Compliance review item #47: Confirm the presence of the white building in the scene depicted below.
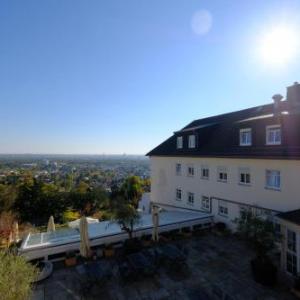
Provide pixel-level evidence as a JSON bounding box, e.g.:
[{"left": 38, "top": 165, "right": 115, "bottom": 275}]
[{"left": 147, "top": 82, "right": 300, "bottom": 276}]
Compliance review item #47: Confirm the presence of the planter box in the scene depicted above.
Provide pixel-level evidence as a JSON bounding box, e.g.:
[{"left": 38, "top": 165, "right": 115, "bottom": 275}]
[
  {"left": 142, "top": 240, "right": 152, "bottom": 247},
  {"left": 251, "top": 258, "right": 277, "bottom": 286},
  {"left": 65, "top": 257, "right": 77, "bottom": 267},
  {"left": 182, "top": 232, "right": 192, "bottom": 238},
  {"left": 104, "top": 248, "right": 115, "bottom": 258},
  {"left": 291, "top": 288, "right": 300, "bottom": 299}
]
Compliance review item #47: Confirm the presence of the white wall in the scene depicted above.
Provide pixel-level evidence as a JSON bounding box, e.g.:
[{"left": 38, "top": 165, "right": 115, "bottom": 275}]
[
  {"left": 138, "top": 192, "right": 151, "bottom": 214},
  {"left": 150, "top": 156, "right": 300, "bottom": 226}
]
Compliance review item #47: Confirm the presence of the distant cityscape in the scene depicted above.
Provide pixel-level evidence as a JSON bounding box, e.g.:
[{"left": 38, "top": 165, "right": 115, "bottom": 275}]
[{"left": 0, "top": 154, "right": 150, "bottom": 192}]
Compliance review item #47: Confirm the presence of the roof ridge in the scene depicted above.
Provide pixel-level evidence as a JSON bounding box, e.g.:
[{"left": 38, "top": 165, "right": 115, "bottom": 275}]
[{"left": 182, "top": 102, "right": 276, "bottom": 130}]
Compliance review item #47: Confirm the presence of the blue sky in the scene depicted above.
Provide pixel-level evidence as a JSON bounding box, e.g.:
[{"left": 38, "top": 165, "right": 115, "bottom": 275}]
[{"left": 1, "top": 0, "right": 300, "bottom": 154}]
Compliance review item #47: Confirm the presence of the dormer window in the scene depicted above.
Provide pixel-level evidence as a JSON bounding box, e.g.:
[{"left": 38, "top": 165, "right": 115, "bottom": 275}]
[
  {"left": 266, "top": 125, "right": 281, "bottom": 145},
  {"left": 177, "top": 136, "right": 183, "bottom": 149},
  {"left": 188, "top": 135, "right": 195, "bottom": 148},
  {"left": 240, "top": 128, "right": 252, "bottom": 146}
]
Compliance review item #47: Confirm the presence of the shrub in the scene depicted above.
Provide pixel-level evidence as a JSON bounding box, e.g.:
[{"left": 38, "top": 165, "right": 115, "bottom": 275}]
[
  {"left": 215, "top": 222, "right": 226, "bottom": 232},
  {"left": 251, "top": 256, "right": 277, "bottom": 286},
  {"left": 0, "top": 251, "right": 37, "bottom": 300},
  {"left": 294, "top": 276, "right": 300, "bottom": 291},
  {"left": 235, "top": 210, "right": 277, "bottom": 257},
  {"left": 62, "top": 210, "right": 80, "bottom": 223}
]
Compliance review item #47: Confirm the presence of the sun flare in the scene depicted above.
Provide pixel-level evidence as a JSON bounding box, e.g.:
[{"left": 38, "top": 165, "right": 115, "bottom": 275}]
[{"left": 258, "top": 25, "right": 298, "bottom": 67}]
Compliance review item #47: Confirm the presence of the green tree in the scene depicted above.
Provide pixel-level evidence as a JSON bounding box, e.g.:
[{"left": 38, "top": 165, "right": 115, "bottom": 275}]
[
  {"left": 14, "top": 179, "right": 67, "bottom": 225},
  {"left": 0, "top": 184, "right": 17, "bottom": 213},
  {"left": 69, "top": 187, "right": 109, "bottom": 216},
  {"left": 142, "top": 178, "right": 151, "bottom": 192},
  {"left": 113, "top": 198, "right": 140, "bottom": 239},
  {"left": 120, "top": 176, "right": 143, "bottom": 208},
  {"left": 76, "top": 181, "right": 89, "bottom": 194},
  {"left": 235, "top": 210, "right": 278, "bottom": 258},
  {"left": 0, "top": 250, "right": 37, "bottom": 300}
]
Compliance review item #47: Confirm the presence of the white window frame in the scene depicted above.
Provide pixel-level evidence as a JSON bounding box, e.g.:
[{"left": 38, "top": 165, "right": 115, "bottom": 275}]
[
  {"left": 239, "top": 167, "right": 251, "bottom": 185},
  {"left": 187, "top": 165, "right": 195, "bottom": 177},
  {"left": 201, "top": 166, "right": 209, "bottom": 180},
  {"left": 287, "top": 229, "right": 297, "bottom": 253},
  {"left": 188, "top": 135, "right": 196, "bottom": 148},
  {"left": 176, "top": 163, "right": 182, "bottom": 176},
  {"left": 187, "top": 192, "right": 194, "bottom": 206},
  {"left": 239, "top": 128, "right": 252, "bottom": 146},
  {"left": 266, "top": 125, "right": 281, "bottom": 145},
  {"left": 176, "top": 188, "right": 182, "bottom": 201},
  {"left": 286, "top": 252, "right": 297, "bottom": 276},
  {"left": 265, "top": 169, "right": 281, "bottom": 190},
  {"left": 201, "top": 195, "right": 210, "bottom": 211},
  {"left": 217, "top": 167, "right": 228, "bottom": 183},
  {"left": 177, "top": 136, "right": 183, "bottom": 149},
  {"left": 286, "top": 228, "right": 297, "bottom": 275},
  {"left": 218, "top": 200, "right": 228, "bottom": 217}
]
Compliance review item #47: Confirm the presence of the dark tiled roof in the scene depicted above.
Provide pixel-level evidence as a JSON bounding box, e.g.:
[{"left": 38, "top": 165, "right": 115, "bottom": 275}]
[
  {"left": 146, "top": 100, "right": 300, "bottom": 159},
  {"left": 277, "top": 209, "right": 300, "bottom": 226}
]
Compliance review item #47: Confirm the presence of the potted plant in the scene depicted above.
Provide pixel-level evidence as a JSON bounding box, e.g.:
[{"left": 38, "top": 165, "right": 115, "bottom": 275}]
[
  {"left": 124, "top": 238, "right": 141, "bottom": 254},
  {"left": 141, "top": 234, "right": 152, "bottom": 247},
  {"left": 182, "top": 227, "right": 192, "bottom": 238},
  {"left": 291, "top": 276, "right": 300, "bottom": 298},
  {"left": 104, "top": 244, "right": 115, "bottom": 258},
  {"left": 159, "top": 231, "right": 172, "bottom": 243},
  {"left": 235, "top": 210, "right": 279, "bottom": 286},
  {"left": 65, "top": 251, "right": 77, "bottom": 267},
  {"left": 251, "top": 255, "right": 277, "bottom": 286}
]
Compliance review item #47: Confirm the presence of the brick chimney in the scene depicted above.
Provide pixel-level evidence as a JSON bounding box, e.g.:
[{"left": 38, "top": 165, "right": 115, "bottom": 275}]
[
  {"left": 272, "top": 94, "right": 283, "bottom": 116},
  {"left": 287, "top": 82, "right": 300, "bottom": 107}
]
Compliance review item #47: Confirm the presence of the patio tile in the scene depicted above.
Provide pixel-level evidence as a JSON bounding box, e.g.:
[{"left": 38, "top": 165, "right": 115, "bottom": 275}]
[
  {"left": 31, "top": 288, "right": 45, "bottom": 300},
  {"left": 31, "top": 235, "right": 296, "bottom": 300}
]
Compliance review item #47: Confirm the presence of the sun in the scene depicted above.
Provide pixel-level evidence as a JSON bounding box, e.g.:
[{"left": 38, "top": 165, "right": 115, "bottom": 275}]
[{"left": 258, "top": 25, "right": 298, "bottom": 67}]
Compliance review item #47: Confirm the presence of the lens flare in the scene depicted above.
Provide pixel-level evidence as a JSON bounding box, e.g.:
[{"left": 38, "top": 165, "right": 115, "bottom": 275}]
[{"left": 258, "top": 25, "right": 299, "bottom": 67}]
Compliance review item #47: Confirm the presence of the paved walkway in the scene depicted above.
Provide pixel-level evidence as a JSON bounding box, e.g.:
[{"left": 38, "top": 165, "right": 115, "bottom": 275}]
[{"left": 32, "top": 233, "right": 296, "bottom": 300}]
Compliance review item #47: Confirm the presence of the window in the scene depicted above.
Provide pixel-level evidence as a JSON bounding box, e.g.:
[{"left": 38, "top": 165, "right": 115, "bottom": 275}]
[
  {"left": 218, "top": 200, "right": 228, "bottom": 216},
  {"left": 201, "top": 166, "right": 209, "bottom": 179},
  {"left": 187, "top": 192, "right": 194, "bottom": 205},
  {"left": 218, "top": 167, "right": 228, "bottom": 182},
  {"left": 287, "top": 253, "right": 297, "bottom": 275},
  {"left": 240, "top": 128, "right": 252, "bottom": 146},
  {"left": 239, "top": 168, "right": 251, "bottom": 185},
  {"left": 201, "top": 196, "right": 210, "bottom": 211},
  {"left": 266, "top": 125, "right": 281, "bottom": 145},
  {"left": 274, "top": 223, "right": 281, "bottom": 240},
  {"left": 187, "top": 165, "right": 195, "bottom": 177},
  {"left": 287, "top": 229, "right": 296, "bottom": 253},
  {"left": 176, "top": 188, "right": 182, "bottom": 201},
  {"left": 266, "top": 170, "right": 281, "bottom": 190},
  {"left": 188, "top": 135, "right": 196, "bottom": 148},
  {"left": 177, "top": 136, "right": 183, "bottom": 149},
  {"left": 176, "top": 163, "right": 182, "bottom": 176}
]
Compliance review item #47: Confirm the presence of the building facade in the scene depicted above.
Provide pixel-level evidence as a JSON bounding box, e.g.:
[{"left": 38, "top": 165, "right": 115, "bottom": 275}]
[{"left": 147, "top": 82, "right": 300, "bottom": 276}]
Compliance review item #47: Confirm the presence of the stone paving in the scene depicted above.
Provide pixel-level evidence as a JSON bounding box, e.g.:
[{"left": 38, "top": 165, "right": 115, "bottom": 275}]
[{"left": 31, "top": 233, "right": 296, "bottom": 300}]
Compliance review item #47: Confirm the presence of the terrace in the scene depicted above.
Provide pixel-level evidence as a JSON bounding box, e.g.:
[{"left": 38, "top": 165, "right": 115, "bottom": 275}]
[
  {"left": 31, "top": 233, "right": 295, "bottom": 300},
  {"left": 20, "top": 211, "right": 213, "bottom": 261}
]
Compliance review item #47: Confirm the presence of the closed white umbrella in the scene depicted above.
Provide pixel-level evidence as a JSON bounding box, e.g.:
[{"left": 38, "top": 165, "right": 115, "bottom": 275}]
[
  {"left": 68, "top": 217, "right": 99, "bottom": 229},
  {"left": 8, "top": 231, "right": 13, "bottom": 247},
  {"left": 152, "top": 206, "right": 160, "bottom": 242},
  {"left": 12, "top": 221, "right": 19, "bottom": 243},
  {"left": 79, "top": 216, "right": 90, "bottom": 258},
  {"left": 47, "top": 216, "right": 56, "bottom": 232}
]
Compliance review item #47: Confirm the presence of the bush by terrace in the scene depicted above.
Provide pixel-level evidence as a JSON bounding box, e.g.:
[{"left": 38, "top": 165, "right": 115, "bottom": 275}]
[{"left": 0, "top": 250, "right": 37, "bottom": 300}]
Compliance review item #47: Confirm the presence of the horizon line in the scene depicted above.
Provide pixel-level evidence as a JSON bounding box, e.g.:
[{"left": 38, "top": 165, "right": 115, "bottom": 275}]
[{"left": 0, "top": 153, "right": 147, "bottom": 156}]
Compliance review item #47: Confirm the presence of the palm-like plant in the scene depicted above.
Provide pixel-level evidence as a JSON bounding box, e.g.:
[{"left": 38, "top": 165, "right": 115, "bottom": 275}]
[{"left": 121, "top": 176, "right": 143, "bottom": 208}]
